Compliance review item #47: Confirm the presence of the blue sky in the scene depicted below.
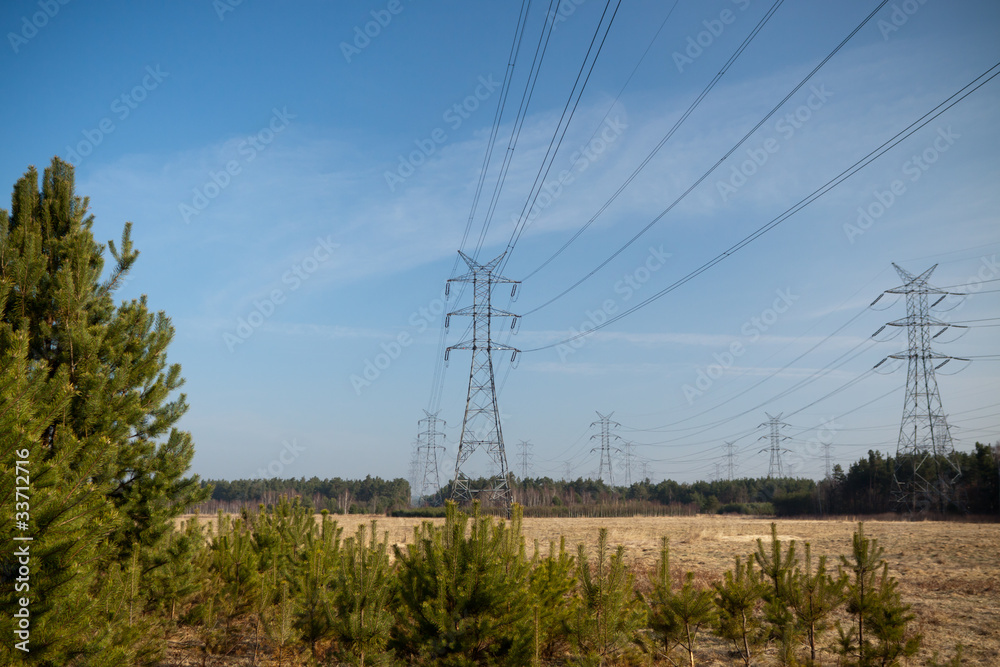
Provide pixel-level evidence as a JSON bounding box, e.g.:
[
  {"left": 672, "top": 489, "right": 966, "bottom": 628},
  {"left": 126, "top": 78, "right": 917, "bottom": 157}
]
[{"left": 2, "top": 0, "right": 998, "bottom": 487}]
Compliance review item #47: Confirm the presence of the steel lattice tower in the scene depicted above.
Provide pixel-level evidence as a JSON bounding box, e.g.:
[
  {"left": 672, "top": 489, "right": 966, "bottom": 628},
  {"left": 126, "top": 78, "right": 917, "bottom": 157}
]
[
  {"left": 415, "top": 410, "right": 446, "bottom": 505},
  {"left": 445, "top": 251, "right": 520, "bottom": 515},
  {"left": 619, "top": 441, "right": 637, "bottom": 487},
  {"left": 874, "top": 263, "right": 965, "bottom": 512},
  {"left": 517, "top": 440, "right": 533, "bottom": 480},
  {"left": 725, "top": 441, "right": 737, "bottom": 481},
  {"left": 759, "top": 413, "right": 790, "bottom": 478},
  {"left": 407, "top": 445, "right": 420, "bottom": 502},
  {"left": 590, "top": 411, "right": 622, "bottom": 485}
]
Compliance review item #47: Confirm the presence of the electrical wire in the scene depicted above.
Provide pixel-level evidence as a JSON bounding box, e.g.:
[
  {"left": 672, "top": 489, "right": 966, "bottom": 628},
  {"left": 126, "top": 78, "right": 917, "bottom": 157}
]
[
  {"left": 520, "top": 60, "right": 1000, "bottom": 351},
  {"left": 519, "top": 0, "right": 788, "bottom": 284},
  {"left": 500, "top": 0, "right": 623, "bottom": 270},
  {"left": 521, "top": 0, "right": 888, "bottom": 315},
  {"left": 471, "top": 0, "right": 561, "bottom": 261}
]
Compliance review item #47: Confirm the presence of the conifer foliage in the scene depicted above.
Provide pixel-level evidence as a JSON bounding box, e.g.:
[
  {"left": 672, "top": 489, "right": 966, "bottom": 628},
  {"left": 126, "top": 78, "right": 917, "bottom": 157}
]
[
  {"left": 1, "top": 158, "right": 207, "bottom": 664},
  {"left": 391, "top": 502, "right": 534, "bottom": 666},
  {"left": 645, "top": 537, "right": 716, "bottom": 667},
  {"left": 836, "top": 523, "right": 921, "bottom": 667}
]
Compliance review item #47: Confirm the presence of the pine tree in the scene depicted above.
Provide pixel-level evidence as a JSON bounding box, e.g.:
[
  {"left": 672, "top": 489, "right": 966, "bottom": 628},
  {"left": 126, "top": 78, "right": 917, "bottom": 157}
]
[
  {"left": 866, "top": 562, "right": 921, "bottom": 666},
  {"left": 0, "top": 158, "right": 209, "bottom": 662},
  {"left": 0, "top": 327, "right": 122, "bottom": 665},
  {"left": 789, "top": 542, "right": 846, "bottom": 665},
  {"left": 571, "top": 527, "right": 645, "bottom": 662},
  {"left": 836, "top": 523, "right": 920, "bottom": 666},
  {"left": 713, "top": 555, "right": 768, "bottom": 667},
  {"left": 754, "top": 523, "right": 799, "bottom": 664},
  {"left": 146, "top": 514, "right": 207, "bottom": 630},
  {"left": 331, "top": 520, "right": 394, "bottom": 666},
  {"left": 209, "top": 515, "right": 263, "bottom": 650},
  {"left": 391, "top": 501, "right": 534, "bottom": 665},
  {"left": 645, "top": 537, "right": 716, "bottom": 667},
  {"left": 261, "top": 576, "right": 300, "bottom": 667},
  {"left": 527, "top": 536, "right": 578, "bottom": 662},
  {"left": 292, "top": 509, "right": 341, "bottom": 660}
]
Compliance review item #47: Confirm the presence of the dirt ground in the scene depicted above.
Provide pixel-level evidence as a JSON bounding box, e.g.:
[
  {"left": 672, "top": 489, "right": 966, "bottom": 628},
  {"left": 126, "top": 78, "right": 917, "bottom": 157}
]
[{"left": 171, "top": 513, "right": 1000, "bottom": 665}]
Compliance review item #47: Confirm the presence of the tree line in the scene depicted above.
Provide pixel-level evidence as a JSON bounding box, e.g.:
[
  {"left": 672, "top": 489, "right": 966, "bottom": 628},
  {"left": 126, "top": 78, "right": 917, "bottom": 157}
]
[
  {"left": 415, "top": 444, "right": 999, "bottom": 517},
  {"left": 199, "top": 476, "right": 412, "bottom": 515}
]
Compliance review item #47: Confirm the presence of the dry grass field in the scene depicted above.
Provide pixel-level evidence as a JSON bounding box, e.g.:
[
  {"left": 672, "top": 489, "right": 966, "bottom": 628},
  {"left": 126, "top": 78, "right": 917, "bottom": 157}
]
[{"left": 170, "top": 513, "right": 1000, "bottom": 665}]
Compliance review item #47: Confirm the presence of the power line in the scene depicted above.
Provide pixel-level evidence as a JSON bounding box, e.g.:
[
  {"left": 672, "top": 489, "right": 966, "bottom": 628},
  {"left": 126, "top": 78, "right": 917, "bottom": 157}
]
[
  {"left": 520, "top": 60, "right": 1000, "bottom": 352},
  {"left": 427, "top": 1, "right": 532, "bottom": 413},
  {"left": 521, "top": 0, "right": 885, "bottom": 314},
  {"left": 471, "top": 0, "right": 561, "bottom": 261},
  {"left": 500, "top": 0, "right": 623, "bottom": 270},
  {"left": 520, "top": 0, "right": 786, "bottom": 284}
]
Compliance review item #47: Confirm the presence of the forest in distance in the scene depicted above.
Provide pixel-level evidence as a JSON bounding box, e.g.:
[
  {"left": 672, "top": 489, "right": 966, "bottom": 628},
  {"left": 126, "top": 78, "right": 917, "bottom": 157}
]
[{"left": 198, "top": 442, "right": 1000, "bottom": 518}]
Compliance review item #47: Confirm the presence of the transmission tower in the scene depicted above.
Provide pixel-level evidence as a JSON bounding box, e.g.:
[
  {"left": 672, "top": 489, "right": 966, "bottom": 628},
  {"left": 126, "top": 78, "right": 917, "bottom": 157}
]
[
  {"left": 619, "top": 441, "right": 637, "bottom": 486},
  {"left": 873, "top": 263, "right": 966, "bottom": 512},
  {"left": 759, "top": 413, "right": 791, "bottom": 478},
  {"left": 725, "top": 441, "right": 737, "bottom": 480},
  {"left": 407, "top": 444, "right": 420, "bottom": 502},
  {"left": 415, "top": 410, "right": 447, "bottom": 505},
  {"left": 823, "top": 442, "right": 833, "bottom": 479},
  {"left": 590, "top": 411, "right": 622, "bottom": 485},
  {"left": 640, "top": 461, "right": 653, "bottom": 483},
  {"left": 517, "top": 440, "right": 533, "bottom": 480},
  {"left": 444, "top": 251, "right": 520, "bottom": 516}
]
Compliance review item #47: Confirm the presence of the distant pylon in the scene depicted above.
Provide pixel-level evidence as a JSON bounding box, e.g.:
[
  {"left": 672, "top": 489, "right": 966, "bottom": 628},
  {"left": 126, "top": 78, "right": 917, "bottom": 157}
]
[
  {"left": 759, "top": 413, "right": 790, "bottom": 478},
  {"left": 823, "top": 442, "right": 833, "bottom": 479},
  {"left": 517, "top": 440, "right": 533, "bottom": 480},
  {"left": 407, "top": 445, "right": 420, "bottom": 502},
  {"left": 590, "top": 411, "right": 622, "bottom": 485},
  {"left": 415, "top": 410, "right": 446, "bottom": 505},
  {"left": 445, "top": 251, "right": 520, "bottom": 516},
  {"left": 873, "top": 263, "right": 966, "bottom": 513},
  {"left": 725, "top": 441, "right": 737, "bottom": 480},
  {"left": 619, "top": 441, "right": 637, "bottom": 486}
]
